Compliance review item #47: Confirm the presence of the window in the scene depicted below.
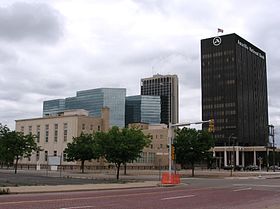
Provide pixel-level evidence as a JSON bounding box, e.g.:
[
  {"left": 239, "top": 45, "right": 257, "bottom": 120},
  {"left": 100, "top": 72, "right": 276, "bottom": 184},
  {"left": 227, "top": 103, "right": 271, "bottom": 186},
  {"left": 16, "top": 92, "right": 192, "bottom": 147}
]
[
  {"left": 36, "top": 125, "right": 40, "bottom": 143},
  {"left": 36, "top": 151, "right": 40, "bottom": 161},
  {"left": 28, "top": 126, "right": 32, "bottom": 134},
  {"left": 63, "top": 123, "right": 68, "bottom": 142},
  {"left": 98, "top": 125, "right": 101, "bottom": 131},
  {"left": 54, "top": 124, "right": 58, "bottom": 142},
  {"left": 147, "top": 152, "right": 155, "bottom": 163},
  {"left": 64, "top": 130, "right": 67, "bottom": 141},
  {"left": 54, "top": 150, "right": 57, "bottom": 156},
  {"left": 45, "top": 151, "right": 48, "bottom": 161},
  {"left": 90, "top": 124, "right": 93, "bottom": 130},
  {"left": 82, "top": 124, "right": 85, "bottom": 130},
  {"left": 45, "top": 124, "right": 49, "bottom": 142},
  {"left": 20, "top": 126, "right": 24, "bottom": 133}
]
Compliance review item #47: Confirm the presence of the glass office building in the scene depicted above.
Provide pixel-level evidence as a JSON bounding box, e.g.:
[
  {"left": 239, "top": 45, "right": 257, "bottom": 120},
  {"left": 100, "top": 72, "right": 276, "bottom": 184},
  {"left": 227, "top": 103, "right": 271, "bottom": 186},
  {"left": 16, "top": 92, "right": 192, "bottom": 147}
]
[
  {"left": 141, "top": 74, "right": 179, "bottom": 125},
  {"left": 43, "top": 99, "right": 65, "bottom": 116},
  {"left": 43, "top": 88, "right": 126, "bottom": 128},
  {"left": 125, "top": 95, "right": 161, "bottom": 126},
  {"left": 201, "top": 33, "right": 268, "bottom": 146}
]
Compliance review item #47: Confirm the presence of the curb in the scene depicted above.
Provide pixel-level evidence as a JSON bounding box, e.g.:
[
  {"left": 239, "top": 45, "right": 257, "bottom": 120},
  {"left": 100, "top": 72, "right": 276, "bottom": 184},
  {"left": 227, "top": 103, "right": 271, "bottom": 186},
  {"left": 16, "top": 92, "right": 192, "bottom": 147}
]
[{"left": 7, "top": 181, "right": 159, "bottom": 194}]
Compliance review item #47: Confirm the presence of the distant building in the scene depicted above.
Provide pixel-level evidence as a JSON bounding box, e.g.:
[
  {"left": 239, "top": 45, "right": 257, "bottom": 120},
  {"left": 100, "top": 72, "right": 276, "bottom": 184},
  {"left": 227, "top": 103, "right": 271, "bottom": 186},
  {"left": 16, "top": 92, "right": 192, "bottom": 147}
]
[
  {"left": 43, "top": 88, "right": 126, "bottom": 128},
  {"left": 43, "top": 99, "right": 65, "bottom": 116},
  {"left": 141, "top": 74, "right": 179, "bottom": 125},
  {"left": 125, "top": 95, "right": 161, "bottom": 126},
  {"left": 15, "top": 114, "right": 170, "bottom": 168},
  {"left": 201, "top": 33, "right": 268, "bottom": 146},
  {"left": 128, "top": 123, "right": 169, "bottom": 167},
  {"left": 15, "top": 108, "right": 110, "bottom": 165}
]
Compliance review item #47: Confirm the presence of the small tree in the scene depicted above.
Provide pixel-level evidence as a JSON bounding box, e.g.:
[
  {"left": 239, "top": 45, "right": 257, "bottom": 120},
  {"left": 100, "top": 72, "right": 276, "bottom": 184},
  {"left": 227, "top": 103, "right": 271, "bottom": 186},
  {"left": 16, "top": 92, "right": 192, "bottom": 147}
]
[
  {"left": 121, "top": 127, "right": 151, "bottom": 175},
  {"left": 95, "top": 126, "right": 150, "bottom": 180},
  {"left": 0, "top": 130, "right": 40, "bottom": 174},
  {"left": 64, "top": 133, "right": 99, "bottom": 173},
  {"left": 0, "top": 124, "right": 12, "bottom": 167},
  {"left": 174, "top": 128, "right": 215, "bottom": 177}
]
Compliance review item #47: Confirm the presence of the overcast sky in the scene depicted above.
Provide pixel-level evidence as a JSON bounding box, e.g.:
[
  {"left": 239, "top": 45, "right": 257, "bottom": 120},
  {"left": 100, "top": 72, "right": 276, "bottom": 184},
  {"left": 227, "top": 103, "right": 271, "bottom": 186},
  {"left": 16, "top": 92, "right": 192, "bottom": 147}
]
[{"left": 1, "top": 0, "right": 280, "bottom": 142}]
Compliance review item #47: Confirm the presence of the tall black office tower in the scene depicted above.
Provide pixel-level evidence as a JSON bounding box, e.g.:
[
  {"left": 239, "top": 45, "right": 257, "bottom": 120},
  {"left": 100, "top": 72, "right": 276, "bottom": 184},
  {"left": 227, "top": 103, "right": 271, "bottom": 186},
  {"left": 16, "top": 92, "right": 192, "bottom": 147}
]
[
  {"left": 201, "top": 33, "right": 268, "bottom": 146},
  {"left": 141, "top": 74, "right": 179, "bottom": 125}
]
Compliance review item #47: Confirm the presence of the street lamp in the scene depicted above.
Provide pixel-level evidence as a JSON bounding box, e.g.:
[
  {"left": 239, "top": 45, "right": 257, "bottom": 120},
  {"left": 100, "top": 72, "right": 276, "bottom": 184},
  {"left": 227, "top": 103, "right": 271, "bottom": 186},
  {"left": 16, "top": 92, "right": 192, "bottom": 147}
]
[
  {"left": 228, "top": 133, "right": 237, "bottom": 177},
  {"left": 268, "top": 125, "right": 275, "bottom": 172}
]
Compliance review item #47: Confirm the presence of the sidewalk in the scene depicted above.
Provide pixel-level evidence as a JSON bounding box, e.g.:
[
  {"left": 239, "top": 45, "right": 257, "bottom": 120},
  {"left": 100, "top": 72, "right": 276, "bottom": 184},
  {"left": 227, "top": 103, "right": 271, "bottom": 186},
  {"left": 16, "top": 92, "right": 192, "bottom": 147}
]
[{"left": 7, "top": 181, "right": 159, "bottom": 194}]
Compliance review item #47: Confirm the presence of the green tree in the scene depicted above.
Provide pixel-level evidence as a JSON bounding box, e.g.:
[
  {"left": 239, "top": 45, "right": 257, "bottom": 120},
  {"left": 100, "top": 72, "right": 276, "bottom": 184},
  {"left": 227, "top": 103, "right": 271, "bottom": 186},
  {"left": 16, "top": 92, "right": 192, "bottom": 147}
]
[
  {"left": 0, "top": 124, "right": 12, "bottom": 166},
  {"left": 174, "top": 128, "right": 215, "bottom": 177},
  {"left": 95, "top": 126, "right": 151, "bottom": 180},
  {"left": 64, "top": 133, "right": 99, "bottom": 173},
  {"left": 0, "top": 128, "right": 41, "bottom": 174}
]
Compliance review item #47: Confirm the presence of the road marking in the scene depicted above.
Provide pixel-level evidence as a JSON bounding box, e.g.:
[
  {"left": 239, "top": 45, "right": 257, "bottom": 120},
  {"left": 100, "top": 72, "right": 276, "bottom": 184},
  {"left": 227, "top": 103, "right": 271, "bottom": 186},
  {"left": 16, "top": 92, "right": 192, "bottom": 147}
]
[
  {"left": 161, "top": 195, "right": 195, "bottom": 200},
  {"left": 233, "top": 184, "right": 280, "bottom": 188},
  {"left": 0, "top": 187, "right": 212, "bottom": 206},
  {"left": 233, "top": 187, "right": 252, "bottom": 192},
  {"left": 60, "top": 206, "right": 95, "bottom": 209}
]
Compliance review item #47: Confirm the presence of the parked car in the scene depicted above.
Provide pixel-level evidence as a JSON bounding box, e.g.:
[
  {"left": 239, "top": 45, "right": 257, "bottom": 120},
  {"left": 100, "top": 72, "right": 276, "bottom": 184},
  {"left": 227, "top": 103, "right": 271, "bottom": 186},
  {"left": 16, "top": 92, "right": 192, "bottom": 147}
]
[
  {"left": 234, "top": 165, "right": 244, "bottom": 171},
  {"left": 269, "top": 165, "right": 280, "bottom": 170},
  {"left": 245, "top": 165, "right": 259, "bottom": 171},
  {"left": 223, "top": 165, "right": 234, "bottom": 170}
]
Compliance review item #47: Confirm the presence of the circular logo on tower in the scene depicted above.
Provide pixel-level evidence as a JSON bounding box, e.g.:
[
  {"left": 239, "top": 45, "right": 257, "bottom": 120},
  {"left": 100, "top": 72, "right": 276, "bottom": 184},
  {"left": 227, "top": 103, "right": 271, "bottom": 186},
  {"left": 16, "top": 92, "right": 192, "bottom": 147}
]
[{"left": 213, "top": 36, "right": 222, "bottom": 46}]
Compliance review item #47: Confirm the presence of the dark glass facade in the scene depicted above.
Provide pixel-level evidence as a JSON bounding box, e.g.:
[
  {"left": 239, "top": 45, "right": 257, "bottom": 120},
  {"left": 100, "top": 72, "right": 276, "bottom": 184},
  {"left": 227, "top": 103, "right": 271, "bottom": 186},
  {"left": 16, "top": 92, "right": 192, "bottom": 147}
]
[
  {"left": 141, "top": 74, "right": 179, "bottom": 125},
  {"left": 201, "top": 33, "right": 268, "bottom": 146},
  {"left": 125, "top": 95, "right": 161, "bottom": 126}
]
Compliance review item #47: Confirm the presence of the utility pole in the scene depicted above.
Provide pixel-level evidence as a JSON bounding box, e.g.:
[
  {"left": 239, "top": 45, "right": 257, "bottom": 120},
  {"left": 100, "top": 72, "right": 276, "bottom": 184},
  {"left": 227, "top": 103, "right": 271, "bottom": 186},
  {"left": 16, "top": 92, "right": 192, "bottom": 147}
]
[
  {"left": 272, "top": 126, "right": 275, "bottom": 172},
  {"left": 228, "top": 133, "right": 234, "bottom": 177}
]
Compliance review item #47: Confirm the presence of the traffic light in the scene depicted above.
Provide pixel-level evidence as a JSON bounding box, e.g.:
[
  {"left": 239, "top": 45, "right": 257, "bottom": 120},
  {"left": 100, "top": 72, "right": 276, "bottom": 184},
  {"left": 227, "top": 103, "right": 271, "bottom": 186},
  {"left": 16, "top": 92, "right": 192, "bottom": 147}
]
[
  {"left": 171, "top": 144, "right": 175, "bottom": 160},
  {"left": 208, "top": 119, "right": 215, "bottom": 133}
]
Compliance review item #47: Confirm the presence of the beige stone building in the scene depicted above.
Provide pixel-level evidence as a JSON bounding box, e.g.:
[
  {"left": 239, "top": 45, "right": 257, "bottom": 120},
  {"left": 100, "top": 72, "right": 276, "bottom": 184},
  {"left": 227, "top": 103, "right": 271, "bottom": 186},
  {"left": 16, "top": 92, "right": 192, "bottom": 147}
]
[
  {"left": 15, "top": 112, "right": 170, "bottom": 168},
  {"left": 15, "top": 108, "right": 110, "bottom": 166},
  {"left": 128, "top": 123, "right": 169, "bottom": 168}
]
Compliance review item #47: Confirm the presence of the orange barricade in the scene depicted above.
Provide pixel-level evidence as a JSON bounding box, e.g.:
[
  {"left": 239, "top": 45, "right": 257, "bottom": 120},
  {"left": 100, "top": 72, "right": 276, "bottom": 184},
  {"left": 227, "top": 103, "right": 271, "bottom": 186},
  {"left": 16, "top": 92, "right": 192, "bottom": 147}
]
[{"left": 161, "top": 172, "right": 181, "bottom": 184}]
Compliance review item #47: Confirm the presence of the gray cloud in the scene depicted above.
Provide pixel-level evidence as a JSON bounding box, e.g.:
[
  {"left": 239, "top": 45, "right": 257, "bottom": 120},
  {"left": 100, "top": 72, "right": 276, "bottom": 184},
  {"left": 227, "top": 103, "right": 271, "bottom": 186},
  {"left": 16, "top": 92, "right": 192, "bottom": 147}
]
[
  {"left": 0, "top": 2, "right": 64, "bottom": 43},
  {"left": 0, "top": 48, "right": 18, "bottom": 63},
  {"left": 0, "top": 0, "right": 280, "bottom": 133}
]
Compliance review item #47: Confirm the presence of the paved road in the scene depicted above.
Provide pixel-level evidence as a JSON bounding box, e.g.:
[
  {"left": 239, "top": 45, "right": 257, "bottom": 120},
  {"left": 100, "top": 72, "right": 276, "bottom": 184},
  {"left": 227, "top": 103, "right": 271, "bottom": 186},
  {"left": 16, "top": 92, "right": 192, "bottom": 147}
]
[
  {"left": 183, "top": 177, "right": 280, "bottom": 192},
  {"left": 1, "top": 178, "right": 280, "bottom": 209}
]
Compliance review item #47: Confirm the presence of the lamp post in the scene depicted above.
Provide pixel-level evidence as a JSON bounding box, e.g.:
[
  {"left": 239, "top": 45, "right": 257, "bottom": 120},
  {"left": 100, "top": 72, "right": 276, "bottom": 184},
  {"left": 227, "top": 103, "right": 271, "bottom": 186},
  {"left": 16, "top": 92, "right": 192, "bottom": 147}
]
[
  {"left": 229, "top": 134, "right": 234, "bottom": 177},
  {"left": 228, "top": 133, "right": 237, "bottom": 177},
  {"left": 268, "top": 125, "right": 275, "bottom": 172}
]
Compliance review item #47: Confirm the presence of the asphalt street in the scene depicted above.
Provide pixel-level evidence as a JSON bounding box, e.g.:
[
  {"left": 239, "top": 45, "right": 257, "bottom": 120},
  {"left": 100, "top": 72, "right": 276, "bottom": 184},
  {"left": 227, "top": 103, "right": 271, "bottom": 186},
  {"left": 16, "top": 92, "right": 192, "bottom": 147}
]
[{"left": 1, "top": 178, "right": 280, "bottom": 209}]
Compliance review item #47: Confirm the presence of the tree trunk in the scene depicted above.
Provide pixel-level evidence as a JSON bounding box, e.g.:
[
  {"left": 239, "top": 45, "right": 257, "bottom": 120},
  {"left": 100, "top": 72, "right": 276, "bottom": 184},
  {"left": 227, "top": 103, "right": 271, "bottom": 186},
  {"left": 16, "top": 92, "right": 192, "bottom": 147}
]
[
  {"left": 14, "top": 157, "right": 19, "bottom": 174},
  {"left": 124, "top": 163, "right": 127, "bottom": 175},
  {"left": 116, "top": 163, "right": 121, "bottom": 180},
  {"left": 81, "top": 160, "right": 85, "bottom": 173},
  {"left": 191, "top": 162, "right": 195, "bottom": 177}
]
